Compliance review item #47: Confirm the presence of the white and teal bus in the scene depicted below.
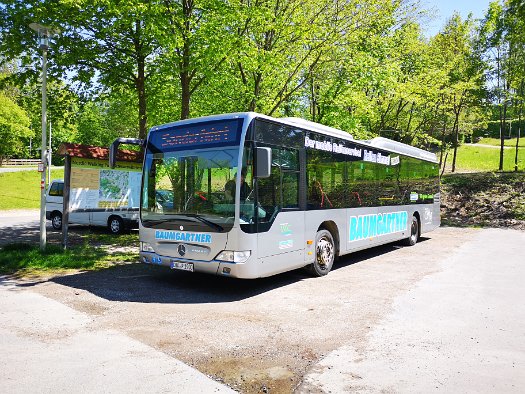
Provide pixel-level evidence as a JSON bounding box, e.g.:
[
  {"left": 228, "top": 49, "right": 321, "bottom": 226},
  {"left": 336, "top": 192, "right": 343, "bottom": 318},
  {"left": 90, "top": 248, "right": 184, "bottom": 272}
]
[{"left": 110, "top": 113, "right": 440, "bottom": 278}]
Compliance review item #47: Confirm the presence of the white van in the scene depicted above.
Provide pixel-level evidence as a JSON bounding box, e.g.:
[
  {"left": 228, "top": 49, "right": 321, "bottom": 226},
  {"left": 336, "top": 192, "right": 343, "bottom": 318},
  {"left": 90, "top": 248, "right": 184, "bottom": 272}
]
[{"left": 46, "top": 179, "right": 138, "bottom": 234}]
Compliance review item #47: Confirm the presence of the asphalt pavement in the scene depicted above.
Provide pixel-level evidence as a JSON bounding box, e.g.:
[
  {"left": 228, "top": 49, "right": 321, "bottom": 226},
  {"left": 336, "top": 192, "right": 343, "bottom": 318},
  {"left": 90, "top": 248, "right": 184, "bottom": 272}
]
[
  {"left": 0, "top": 279, "right": 234, "bottom": 394},
  {"left": 1, "top": 210, "right": 524, "bottom": 393},
  {"left": 300, "top": 228, "right": 525, "bottom": 393}
]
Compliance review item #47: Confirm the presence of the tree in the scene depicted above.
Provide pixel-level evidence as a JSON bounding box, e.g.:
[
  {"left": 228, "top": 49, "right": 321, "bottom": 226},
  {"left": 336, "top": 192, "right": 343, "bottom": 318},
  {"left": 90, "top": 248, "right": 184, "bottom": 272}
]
[
  {"left": 230, "top": 0, "right": 388, "bottom": 116},
  {"left": 158, "top": 0, "right": 233, "bottom": 120},
  {"left": 0, "top": 92, "right": 33, "bottom": 165},
  {"left": 505, "top": 0, "right": 525, "bottom": 171},
  {"left": 0, "top": 0, "right": 161, "bottom": 139},
  {"left": 432, "top": 13, "right": 484, "bottom": 172},
  {"left": 76, "top": 94, "right": 137, "bottom": 147},
  {"left": 480, "top": 1, "right": 510, "bottom": 171}
]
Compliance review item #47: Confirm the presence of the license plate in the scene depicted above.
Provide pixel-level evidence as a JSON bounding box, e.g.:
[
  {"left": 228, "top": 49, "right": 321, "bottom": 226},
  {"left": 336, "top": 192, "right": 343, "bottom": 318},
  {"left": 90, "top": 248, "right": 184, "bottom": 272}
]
[{"left": 170, "top": 261, "right": 194, "bottom": 272}]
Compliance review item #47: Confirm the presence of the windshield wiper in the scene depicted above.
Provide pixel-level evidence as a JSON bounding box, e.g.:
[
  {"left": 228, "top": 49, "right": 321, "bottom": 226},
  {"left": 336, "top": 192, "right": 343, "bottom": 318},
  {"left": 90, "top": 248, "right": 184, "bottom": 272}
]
[
  {"left": 184, "top": 214, "right": 224, "bottom": 232},
  {"left": 144, "top": 213, "right": 224, "bottom": 232},
  {"left": 144, "top": 218, "right": 188, "bottom": 228}
]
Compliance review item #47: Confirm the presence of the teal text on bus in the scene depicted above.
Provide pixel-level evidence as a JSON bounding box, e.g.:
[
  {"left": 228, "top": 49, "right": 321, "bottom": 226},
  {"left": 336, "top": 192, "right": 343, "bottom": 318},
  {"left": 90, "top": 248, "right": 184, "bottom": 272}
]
[
  {"left": 155, "top": 230, "right": 212, "bottom": 243},
  {"left": 349, "top": 211, "right": 408, "bottom": 242}
]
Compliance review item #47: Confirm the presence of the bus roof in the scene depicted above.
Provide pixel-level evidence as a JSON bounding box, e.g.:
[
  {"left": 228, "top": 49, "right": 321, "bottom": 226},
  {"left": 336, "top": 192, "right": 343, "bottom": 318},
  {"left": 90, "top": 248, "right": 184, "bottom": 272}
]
[{"left": 149, "top": 112, "right": 438, "bottom": 163}]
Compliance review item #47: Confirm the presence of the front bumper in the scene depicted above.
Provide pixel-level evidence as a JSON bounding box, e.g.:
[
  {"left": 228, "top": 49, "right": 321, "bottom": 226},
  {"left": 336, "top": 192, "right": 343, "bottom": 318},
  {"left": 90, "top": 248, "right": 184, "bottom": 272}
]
[{"left": 140, "top": 251, "right": 253, "bottom": 278}]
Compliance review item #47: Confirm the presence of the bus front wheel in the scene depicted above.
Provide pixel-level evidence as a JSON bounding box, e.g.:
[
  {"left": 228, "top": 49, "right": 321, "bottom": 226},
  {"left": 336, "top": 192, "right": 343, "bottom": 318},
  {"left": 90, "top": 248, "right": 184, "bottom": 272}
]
[
  {"left": 404, "top": 215, "right": 419, "bottom": 246},
  {"left": 307, "top": 229, "right": 335, "bottom": 277}
]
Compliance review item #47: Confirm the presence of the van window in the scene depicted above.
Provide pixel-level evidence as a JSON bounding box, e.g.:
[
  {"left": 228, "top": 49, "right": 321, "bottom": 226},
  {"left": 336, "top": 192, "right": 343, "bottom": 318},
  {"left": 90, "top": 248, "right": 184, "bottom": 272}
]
[{"left": 49, "top": 182, "right": 63, "bottom": 197}]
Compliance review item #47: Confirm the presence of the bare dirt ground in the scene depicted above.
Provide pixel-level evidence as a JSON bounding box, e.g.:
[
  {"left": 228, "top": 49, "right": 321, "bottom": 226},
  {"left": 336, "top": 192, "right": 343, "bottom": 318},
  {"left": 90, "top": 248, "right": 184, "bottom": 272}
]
[
  {"left": 10, "top": 227, "right": 476, "bottom": 393},
  {"left": 441, "top": 172, "right": 525, "bottom": 230}
]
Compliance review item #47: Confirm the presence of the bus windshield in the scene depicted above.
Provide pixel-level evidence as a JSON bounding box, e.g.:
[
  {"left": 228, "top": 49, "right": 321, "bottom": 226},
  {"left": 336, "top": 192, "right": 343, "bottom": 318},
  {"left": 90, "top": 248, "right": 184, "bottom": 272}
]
[{"left": 141, "top": 118, "right": 246, "bottom": 233}]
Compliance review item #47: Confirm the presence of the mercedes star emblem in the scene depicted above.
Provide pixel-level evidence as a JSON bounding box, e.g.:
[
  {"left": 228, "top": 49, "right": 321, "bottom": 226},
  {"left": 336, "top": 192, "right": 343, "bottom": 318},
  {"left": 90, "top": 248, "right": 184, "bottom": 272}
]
[{"left": 178, "top": 244, "right": 186, "bottom": 256}]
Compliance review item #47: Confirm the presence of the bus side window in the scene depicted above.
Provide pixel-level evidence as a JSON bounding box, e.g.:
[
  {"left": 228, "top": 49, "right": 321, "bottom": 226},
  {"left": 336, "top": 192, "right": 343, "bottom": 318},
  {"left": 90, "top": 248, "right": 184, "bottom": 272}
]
[
  {"left": 282, "top": 172, "right": 299, "bottom": 208},
  {"left": 257, "top": 146, "right": 300, "bottom": 222},
  {"left": 257, "top": 147, "right": 282, "bottom": 222}
]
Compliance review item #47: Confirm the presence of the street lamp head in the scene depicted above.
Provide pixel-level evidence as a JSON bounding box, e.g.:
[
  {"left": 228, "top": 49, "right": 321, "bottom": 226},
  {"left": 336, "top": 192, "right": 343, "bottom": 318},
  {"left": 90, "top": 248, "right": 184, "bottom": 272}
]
[{"left": 29, "top": 23, "right": 60, "bottom": 50}]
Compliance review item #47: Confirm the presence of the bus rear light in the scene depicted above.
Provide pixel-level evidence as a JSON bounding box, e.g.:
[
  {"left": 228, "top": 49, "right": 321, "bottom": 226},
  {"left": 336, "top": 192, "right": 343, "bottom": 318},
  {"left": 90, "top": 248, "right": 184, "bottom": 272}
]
[{"left": 215, "top": 250, "right": 251, "bottom": 263}]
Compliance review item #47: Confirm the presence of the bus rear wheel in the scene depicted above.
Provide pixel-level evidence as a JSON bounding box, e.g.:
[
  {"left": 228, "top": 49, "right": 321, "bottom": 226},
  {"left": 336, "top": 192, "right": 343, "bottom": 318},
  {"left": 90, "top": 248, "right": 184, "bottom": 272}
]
[
  {"left": 404, "top": 215, "right": 419, "bottom": 246},
  {"left": 307, "top": 229, "right": 335, "bottom": 277}
]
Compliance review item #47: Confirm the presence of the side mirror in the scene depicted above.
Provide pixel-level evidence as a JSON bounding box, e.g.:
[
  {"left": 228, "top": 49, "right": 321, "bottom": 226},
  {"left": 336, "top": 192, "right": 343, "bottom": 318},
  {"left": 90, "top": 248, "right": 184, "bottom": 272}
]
[
  {"left": 256, "top": 147, "right": 271, "bottom": 178},
  {"left": 109, "top": 137, "right": 144, "bottom": 168}
]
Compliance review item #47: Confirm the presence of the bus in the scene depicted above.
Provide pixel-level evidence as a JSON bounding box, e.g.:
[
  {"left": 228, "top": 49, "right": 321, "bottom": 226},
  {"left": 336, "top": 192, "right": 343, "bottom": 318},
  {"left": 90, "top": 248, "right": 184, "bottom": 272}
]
[{"left": 110, "top": 112, "right": 440, "bottom": 278}]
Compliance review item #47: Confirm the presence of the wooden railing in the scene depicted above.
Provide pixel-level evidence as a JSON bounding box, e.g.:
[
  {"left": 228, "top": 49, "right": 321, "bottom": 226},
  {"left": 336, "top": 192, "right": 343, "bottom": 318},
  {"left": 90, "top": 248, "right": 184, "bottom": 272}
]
[{"left": 3, "top": 159, "right": 41, "bottom": 166}]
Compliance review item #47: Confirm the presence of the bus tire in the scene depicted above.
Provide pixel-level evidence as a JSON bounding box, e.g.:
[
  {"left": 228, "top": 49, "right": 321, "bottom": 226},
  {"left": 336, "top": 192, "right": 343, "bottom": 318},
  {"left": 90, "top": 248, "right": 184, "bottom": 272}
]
[
  {"left": 307, "top": 229, "right": 335, "bottom": 277},
  {"left": 108, "top": 216, "right": 124, "bottom": 234},
  {"left": 51, "top": 211, "right": 62, "bottom": 230},
  {"left": 404, "top": 215, "right": 419, "bottom": 246}
]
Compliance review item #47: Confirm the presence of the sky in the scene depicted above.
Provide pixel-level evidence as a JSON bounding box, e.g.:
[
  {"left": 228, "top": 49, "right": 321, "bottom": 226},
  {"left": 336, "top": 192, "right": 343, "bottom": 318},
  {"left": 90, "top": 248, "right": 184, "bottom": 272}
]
[{"left": 422, "top": 0, "right": 494, "bottom": 37}]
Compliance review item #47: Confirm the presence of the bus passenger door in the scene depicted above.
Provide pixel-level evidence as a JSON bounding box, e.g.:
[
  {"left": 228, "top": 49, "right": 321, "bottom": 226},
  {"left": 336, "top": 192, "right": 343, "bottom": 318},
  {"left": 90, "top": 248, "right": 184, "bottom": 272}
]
[{"left": 256, "top": 147, "right": 305, "bottom": 276}]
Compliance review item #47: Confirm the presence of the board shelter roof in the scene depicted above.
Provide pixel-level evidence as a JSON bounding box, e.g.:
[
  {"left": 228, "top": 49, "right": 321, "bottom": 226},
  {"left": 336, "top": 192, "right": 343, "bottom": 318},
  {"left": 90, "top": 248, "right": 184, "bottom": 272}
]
[{"left": 58, "top": 142, "right": 143, "bottom": 163}]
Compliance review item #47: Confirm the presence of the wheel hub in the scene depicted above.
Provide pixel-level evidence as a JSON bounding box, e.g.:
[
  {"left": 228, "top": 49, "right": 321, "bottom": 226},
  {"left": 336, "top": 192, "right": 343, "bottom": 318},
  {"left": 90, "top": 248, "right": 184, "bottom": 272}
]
[{"left": 317, "top": 237, "right": 334, "bottom": 268}]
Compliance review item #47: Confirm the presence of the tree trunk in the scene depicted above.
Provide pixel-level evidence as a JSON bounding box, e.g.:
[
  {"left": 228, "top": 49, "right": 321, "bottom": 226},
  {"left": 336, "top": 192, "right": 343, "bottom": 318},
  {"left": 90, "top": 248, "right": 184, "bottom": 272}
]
[
  {"left": 136, "top": 72, "right": 147, "bottom": 140},
  {"left": 248, "top": 72, "right": 262, "bottom": 112},
  {"left": 180, "top": 69, "right": 191, "bottom": 120},
  {"left": 133, "top": 20, "right": 147, "bottom": 140},
  {"left": 310, "top": 76, "right": 317, "bottom": 122},
  {"left": 441, "top": 150, "right": 449, "bottom": 177},
  {"left": 180, "top": 0, "right": 193, "bottom": 120},
  {"left": 515, "top": 80, "right": 524, "bottom": 172},
  {"left": 451, "top": 111, "right": 459, "bottom": 173},
  {"left": 404, "top": 101, "right": 415, "bottom": 142},
  {"left": 439, "top": 112, "right": 448, "bottom": 169},
  {"left": 500, "top": 98, "right": 507, "bottom": 171}
]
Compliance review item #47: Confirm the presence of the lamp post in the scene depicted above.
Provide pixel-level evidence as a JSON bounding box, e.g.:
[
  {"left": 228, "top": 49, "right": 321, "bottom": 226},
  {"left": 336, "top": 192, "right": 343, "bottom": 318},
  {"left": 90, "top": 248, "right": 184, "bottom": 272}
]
[{"left": 29, "top": 23, "right": 60, "bottom": 251}]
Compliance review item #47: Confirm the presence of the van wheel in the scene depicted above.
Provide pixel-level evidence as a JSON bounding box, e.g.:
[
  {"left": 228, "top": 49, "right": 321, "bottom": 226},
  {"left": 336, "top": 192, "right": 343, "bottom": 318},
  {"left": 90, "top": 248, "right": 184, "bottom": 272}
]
[
  {"left": 108, "top": 216, "right": 124, "bottom": 234},
  {"left": 404, "top": 215, "right": 419, "bottom": 246},
  {"left": 307, "top": 229, "right": 335, "bottom": 277},
  {"left": 51, "top": 212, "right": 62, "bottom": 230}
]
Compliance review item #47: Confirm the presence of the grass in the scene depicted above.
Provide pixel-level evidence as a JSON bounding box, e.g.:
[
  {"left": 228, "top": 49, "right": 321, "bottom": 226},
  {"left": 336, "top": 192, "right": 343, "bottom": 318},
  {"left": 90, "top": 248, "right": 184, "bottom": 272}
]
[
  {"left": 0, "top": 240, "right": 138, "bottom": 275},
  {"left": 83, "top": 230, "right": 139, "bottom": 248},
  {"left": 0, "top": 168, "right": 140, "bottom": 275},
  {"left": 452, "top": 144, "right": 525, "bottom": 172},
  {"left": 476, "top": 137, "right": 525, "bottom": 148},
  {"left": 0, "top": 169, "right": 64, "bottom": 210}
]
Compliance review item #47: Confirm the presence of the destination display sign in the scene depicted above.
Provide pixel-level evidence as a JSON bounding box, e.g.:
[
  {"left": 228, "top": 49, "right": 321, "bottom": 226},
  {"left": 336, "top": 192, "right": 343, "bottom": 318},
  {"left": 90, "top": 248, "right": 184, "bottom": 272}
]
[
  {"left": 304, "top": 135, "right": 399, "bottom": 166},
  {"left": 149, "top": 119, "right": 243, "bottom": 152}
]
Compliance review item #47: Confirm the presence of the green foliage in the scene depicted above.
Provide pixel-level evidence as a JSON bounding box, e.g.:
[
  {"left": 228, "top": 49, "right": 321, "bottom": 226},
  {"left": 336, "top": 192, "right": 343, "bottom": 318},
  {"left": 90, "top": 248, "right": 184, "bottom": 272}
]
[
  {"left": 0, "top": 0, "right": 520, "bottom": 171},
  {"left": 0, "top": 169, "right": 64, "bottom": 210},
  {"left": 76, "top": 97, "right": 137, "bottom": 147},
  {"left": 0, "top": 92, "right": 33, "bottom": 163}
]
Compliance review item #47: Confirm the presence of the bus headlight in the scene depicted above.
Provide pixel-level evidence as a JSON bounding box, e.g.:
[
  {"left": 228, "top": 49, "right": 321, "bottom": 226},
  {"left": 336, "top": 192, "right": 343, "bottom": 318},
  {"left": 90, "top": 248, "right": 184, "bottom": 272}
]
[
  {"left": 141, "top": 242, "right": 155, "bottom": 252},
  {"left": 215, "top": 250, "right": 251, "bottom": 263}
]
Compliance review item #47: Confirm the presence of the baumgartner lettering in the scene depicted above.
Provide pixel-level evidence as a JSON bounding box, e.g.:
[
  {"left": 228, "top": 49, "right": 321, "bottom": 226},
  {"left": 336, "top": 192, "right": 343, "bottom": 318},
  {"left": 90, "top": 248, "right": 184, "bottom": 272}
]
[
  {"left": 155, "top": 230, "right": 212, "bottom": 243},
  {"left": 349, "top": 211, "right": 408, "bottom": 242}
]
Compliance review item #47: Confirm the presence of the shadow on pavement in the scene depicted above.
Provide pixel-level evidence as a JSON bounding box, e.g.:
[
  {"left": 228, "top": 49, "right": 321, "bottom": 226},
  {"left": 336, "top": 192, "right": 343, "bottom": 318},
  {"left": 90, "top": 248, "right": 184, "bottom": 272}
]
[
  {"left": 42, "top": 239, "right": 426, "bottom": 305},
  {"left": 2, "top": 214, "right": 430, "bottom": 304},
  {"left": 0, "top": 221, "right": 137, "bottom": 248},
  {"left": 0, "top": 222, "right": 92, "bottom": 247}
]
